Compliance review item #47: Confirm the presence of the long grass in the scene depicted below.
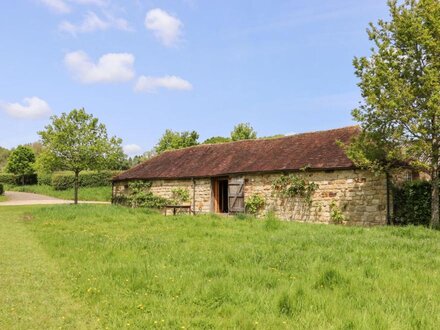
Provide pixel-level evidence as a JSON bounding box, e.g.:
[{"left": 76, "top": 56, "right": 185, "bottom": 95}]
[
  {"left": 6, "top": 185, "right": 111, "bottom": 202},
  {"left": 1, "top": 205, "right": 440, "bottom": 328}
]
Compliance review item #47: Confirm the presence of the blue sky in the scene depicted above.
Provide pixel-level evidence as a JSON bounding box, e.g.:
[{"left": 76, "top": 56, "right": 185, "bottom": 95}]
[{"left": 0, "top": 0, "right": 389, "bottom": 155}]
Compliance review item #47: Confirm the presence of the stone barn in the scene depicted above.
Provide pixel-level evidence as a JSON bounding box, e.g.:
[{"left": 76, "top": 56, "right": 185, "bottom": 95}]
[{"left": 112, "top": 126, "right": 392, "bottom": 226}]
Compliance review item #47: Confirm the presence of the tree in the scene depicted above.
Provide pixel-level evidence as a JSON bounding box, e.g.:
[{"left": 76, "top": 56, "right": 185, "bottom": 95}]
[
  {"left": 5, "top": 145, "right": 36, "bottom": 185},
  {"left": 230, "top": 123, "right": 257, "bottom": 141},
  {"left": 0, "top": 146, "right": 10, "bottom": 171},
  {"left": 38, "top": 109, "right": 124, "bottom": 204},
  {"left": 203, "top": 136, "right": 231, "bottom": 144},
  {"left": 352, "top": 0, "right": 440, "bottom": 228},
  {"left": 25, "top": 142, "right": 44, "bottom": 157},
  {"left": 155, "top": 129, "right": 199, "bottom": 154}
]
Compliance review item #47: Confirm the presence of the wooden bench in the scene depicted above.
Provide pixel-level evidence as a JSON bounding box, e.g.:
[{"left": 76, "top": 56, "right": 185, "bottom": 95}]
[{"left": 164, "top": 205, "right": 193, "bottom": 216}]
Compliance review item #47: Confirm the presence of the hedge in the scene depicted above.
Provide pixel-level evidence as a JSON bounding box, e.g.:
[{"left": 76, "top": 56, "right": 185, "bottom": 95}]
[
  {"left": 37, "top": 173, "right": 52, "bottom": 186},
  {"left": 393, "top": 180, "right": 436, "bottom": 227},
  {"left": 0, "top": 183, "right": 4, "bottom": 195},
  {"left": 0, "top": 173, "right": 37, "bottom": 185},
  {"left": 0, "top": 173, "right": 17, "bottom": 185},
  {"left": 52, "top": 171, "right": 120, "bottom": 190}
]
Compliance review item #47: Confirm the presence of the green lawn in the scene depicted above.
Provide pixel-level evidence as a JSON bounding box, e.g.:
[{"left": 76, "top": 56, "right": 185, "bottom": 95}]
[
  {"left": 1, "top": 205, "right": 440, "bottom": 329},
  {"left": 6, "top": 185, "right": 111, "bottom": 202}
]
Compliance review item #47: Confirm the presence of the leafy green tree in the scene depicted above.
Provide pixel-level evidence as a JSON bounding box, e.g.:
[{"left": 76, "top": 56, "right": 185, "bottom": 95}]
[
  {"left": 38, "top": 109, "right": 124, "bottom": 204},
  {"left": 203, "top": 136, "right": 231, "bottom": 144},
  {"left": 352, "top": 0, "right": 440, "bottom": 228},
  {"left": 155, "top": 129, "right": 199, "bottom": 154},
  {"left": 230, "top": 123, "right": 257, "bottom": 141},
  {"left": 24, "top": 142, "right": 44, "bottom": 157},
  {"left": 5, "top": 145, "right": 36, "bottom": 185},
  {"left": 0, "top": 146, "right": 10, "bottom": 171}
]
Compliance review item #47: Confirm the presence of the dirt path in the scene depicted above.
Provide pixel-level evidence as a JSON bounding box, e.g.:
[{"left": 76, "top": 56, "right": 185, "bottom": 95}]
[{"left": 0, "top": 191, "right": 109, "bottom": 206}]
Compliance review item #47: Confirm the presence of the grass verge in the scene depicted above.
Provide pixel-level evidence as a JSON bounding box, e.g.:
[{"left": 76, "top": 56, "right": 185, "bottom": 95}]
[
  {"left": 1, "top": 205, "right": 438, "bottom": 328},
  {"left": 6, "top": 185, "right": 111, "bottom": 202},
  {"left": 0, "top": 195, "right": 7, "bottom": 202}
]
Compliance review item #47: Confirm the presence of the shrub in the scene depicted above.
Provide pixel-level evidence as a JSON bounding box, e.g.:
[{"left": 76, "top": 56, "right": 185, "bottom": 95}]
[
  {"left": 245, "top": 194, "right": 265, "bottom": 215},
  {"left": 330, "top": 201, "right": 345, "bottom": 224},
  {"left": 52, "top": 171, "right": 119, "bottom": 190},
  {"left": 0, "top": 183, "right": 4, "bottom": 195},
  {"left": 0, "top": 173, "right": 17, "bottom": 185},
  {"left": 114, "top": 181, "right": 170, "bottom": 209},
  {"left": 393, "top": 180, "right": 433, "bottom": 227}
]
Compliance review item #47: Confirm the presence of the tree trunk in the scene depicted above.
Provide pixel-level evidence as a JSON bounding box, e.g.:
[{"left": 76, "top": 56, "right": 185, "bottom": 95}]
[
  {"left": 431, "top": 168, "right": 439, "bottom": 229},
  {"left": 74, "top": 171, "right": 79, "bottom": 205},
  {"left": 21, "top": 175, "right": 25, "bottom": 186}
]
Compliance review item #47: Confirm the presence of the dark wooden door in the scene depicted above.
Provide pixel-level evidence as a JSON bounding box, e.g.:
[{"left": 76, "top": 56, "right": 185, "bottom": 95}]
[{"left": 228, "top": 177, "right": 245, "bottom": 213}]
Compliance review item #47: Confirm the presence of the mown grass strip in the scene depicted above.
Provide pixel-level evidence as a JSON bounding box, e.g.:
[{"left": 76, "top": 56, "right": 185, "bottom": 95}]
[{"left": 0, "top": 206, "right": 97, "bottom": 329}]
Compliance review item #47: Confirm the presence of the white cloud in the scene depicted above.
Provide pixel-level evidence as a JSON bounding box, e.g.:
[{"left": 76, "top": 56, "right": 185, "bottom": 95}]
[
  {"left": 0, "top": 97, "right": 52, "bottom": 120},
  {"left": 135, "top": 75, "right": 193, "bottom": 93},
  {"left": 64, "top": 51, "right": 135, "bottom": 84},
  {"left": 145, "top": 8, "right": 182, "bottom": 47},
  {"left": 39, "top": 0, "right": 71, "bottom": 14},
  {"left": 39, "top": 0, "right": 108, "bottom": 14},
  {"left": 59, "top": 11, "right": 131, "bottom": 35},
  {"left": 123, "top": 144, "right": 143, "bottom": 156}
]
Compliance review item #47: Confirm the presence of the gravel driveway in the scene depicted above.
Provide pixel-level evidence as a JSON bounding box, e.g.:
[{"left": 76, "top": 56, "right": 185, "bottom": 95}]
[{"left": 0, "top": 191, "right": 109, "bottom": 206}]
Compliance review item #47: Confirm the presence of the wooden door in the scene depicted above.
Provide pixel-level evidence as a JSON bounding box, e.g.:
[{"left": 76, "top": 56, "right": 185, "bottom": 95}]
[
  {"left": 228, "top": 177, "right": 245, "bottom": 213},
  {"left": 212, "top": 179, "right": 220, "bottom": 213}
]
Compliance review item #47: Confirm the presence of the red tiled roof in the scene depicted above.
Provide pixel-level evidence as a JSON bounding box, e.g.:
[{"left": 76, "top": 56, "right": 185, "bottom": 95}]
[{"left": 113, "top": 126, "right": 360, "bottom": 181}]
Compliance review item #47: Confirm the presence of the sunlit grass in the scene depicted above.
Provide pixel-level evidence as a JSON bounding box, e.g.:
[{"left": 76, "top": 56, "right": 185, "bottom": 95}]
[{"left": 1, "top": 205, "right": 440, "bottom": 328}]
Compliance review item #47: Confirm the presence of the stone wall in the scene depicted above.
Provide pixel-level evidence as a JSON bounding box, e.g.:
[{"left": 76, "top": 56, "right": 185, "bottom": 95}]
[
  {"left": 241, "top": 169, "right": 388, "bottom": 226},
  {"left": 113, "top": 169, "right": 389, "bottom": 226},
  {"left": 113, "top": 178, "right": 212, "bottom": 214}
]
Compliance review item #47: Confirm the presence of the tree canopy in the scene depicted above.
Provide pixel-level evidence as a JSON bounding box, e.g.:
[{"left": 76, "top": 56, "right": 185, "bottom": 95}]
[
  {"left": 203, "top": 136, "right": 231, "bottom": 144},
  {"left": 38, "top": 108, "right": 124, "bottom": 204},
  {"left": 0, "top": 146, "right": 10, "bottom": 171},
  {"left": 5, "top": 145, "right": 36, "bottom": 184},
  {"left": 155, "top": 130, "right": 199, "bottom": 154},
  {"left": 230, "top": 123, "right": 257, "bottom": 141},
  {"left": 351, "top": 0, "right": 440, "bottom": 228}
]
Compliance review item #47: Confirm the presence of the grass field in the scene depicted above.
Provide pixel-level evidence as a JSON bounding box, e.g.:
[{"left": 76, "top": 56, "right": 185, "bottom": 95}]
[
  {"left": 5, "top": 185, "right": 112, "bottom": 202},
  {"left": 1, "top": 205, "right": 440, "bottom": 329}
]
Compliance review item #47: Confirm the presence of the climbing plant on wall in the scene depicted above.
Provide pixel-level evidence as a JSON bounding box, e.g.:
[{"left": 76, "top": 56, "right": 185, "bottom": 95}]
[
  {"left": 171, "top": 188, "right": 190, "bottom": 205},
  {"left": 272, "top": 174, "right": 318, "bottom": 206}
]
